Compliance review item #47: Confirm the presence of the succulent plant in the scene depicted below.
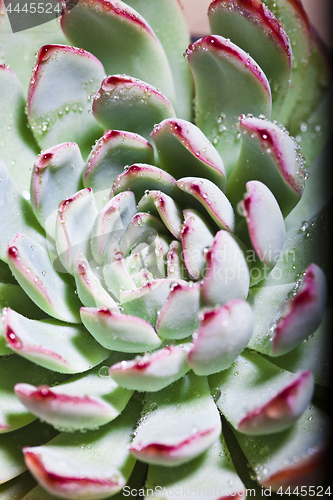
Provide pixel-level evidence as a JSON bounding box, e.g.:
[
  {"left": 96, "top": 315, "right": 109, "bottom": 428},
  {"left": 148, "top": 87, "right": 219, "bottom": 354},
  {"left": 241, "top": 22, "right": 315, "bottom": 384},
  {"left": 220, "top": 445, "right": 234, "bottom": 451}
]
[{"left": 0, "top": 0, "right": 332, "bottom": 498}]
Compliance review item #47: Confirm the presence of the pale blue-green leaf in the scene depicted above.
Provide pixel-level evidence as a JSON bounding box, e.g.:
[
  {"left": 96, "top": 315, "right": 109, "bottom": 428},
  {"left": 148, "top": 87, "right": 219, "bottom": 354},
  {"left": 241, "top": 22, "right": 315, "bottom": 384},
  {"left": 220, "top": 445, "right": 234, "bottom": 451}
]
[
  {"left": 187, "top": 35, "right": 272, "bottom": 173},
  {"left": 61, "top": 0, "right": 176, "bottom": 106},
  {"left": 124, "top": 0, "right": 193, "bottom": 120},
  {"left": 3, "top": 308, "right": 109, "bottom": 373},
  {"left": 93, "top": 75, "right": 176, "bottom": 143},
  {"left": 129, "top": 372, "right": 221, "bottom": 466},
  {"left": 15, "top": 353, "right": 133, "bottom": 432},
  {"left": 27, "top": 45, "right": 105, "bottom": 158},
  {"left": 151, "top": 118, "right": 226, "bottom": 191},
  {"left": 23, "top": 396, "right": 141, "bottom": 499},
  {"left": 0, "top": 159, "right": 46, "bottom": 263},
  {"left": 80, "top": 307, "right": 162, "bottom": 353},
  {"left": 0, "top": 66, "right": 38, "bottom": 193},
  {"left": 7, "top": 233, "right": 81, "bottom": 323}
]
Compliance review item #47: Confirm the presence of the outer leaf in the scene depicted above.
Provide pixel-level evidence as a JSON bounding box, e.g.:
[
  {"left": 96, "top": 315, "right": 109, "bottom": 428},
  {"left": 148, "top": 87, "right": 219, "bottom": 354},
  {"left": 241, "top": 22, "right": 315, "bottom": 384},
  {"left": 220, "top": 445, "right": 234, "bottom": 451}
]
[
  {"left": 23, "top": 397, "right": 141, "bottom": 500},
  {"left": 151, "top": 118, "right": 226, "bottom": 191},
  {"left": 188, "top": 299, "right": 254, "bottom": 375},
  {"left": 129, "top": 373, "right": 222, "bottom": 466},
  {"left": 27, "top": 45, "right": 105, "bottom": 158},
  {"left": 0, "top": 471, "right": 36, "bottom": 500},
  {"left": 3, "top": 308, "right": 109, "bottom": 373},
  {"left": 177, "top": 177, "right": 235, "bottom": 231},
  {"left": 208, "top": 0, "right": 292, "bottom": 115},
  {"left": 15, "top": 354, "right": 133, "bottom": 432},
  {"left": 201, "top": 230, "right": 250, "bottom": 307},
  {"left": 146, "top": 435, "right": 246, "bottom": 499},
  {"left": 60, "top": 0, "right": 176, "bottom": 106},
  {"left": 186, "top": 35, "right": 272, "bottom": 172},
  {"left": 234, "top": 406, "right": 329, "bottom": 491},
  {"left": 31, "top": 143, "right": 84, "bottom": 229},
  {"left": 0, "top": 159, "right": 46, "bottom": 263},
  {"left": 124, "top": 0, "right": 193, "bottom": 120},
  {"left": 210, "top": 351, "right": 314, "bottom": 435},
  {"left": 93, "top": 76, "right": 176, "bottom": 142},
  {"left": 80, "top": 307, "right": 162, "bottom": 353},
  {"left": 110, "top": 345, "right": 191, "bottom": 392},
  {"left": 0, "top": 354, "right": 67, "bottom": 433},
  {"left": 0, "top": 66, "right": 38, "bottom": 193},
  {"left": 55, "top": 188, "right": 98, "bottom": 274},
  {"left": 7, "top": 233, "right": 81, "bottom": 323},
  {"left": 0, "top": 420, "right": 58, "bottom": 484},
  {"left": 227, "top": 116, "right": 305, "bottom": 217},
  {"left": 156, "top": 283, "right": 201, "bottom": 340},
  {"left": 83, "top": 130, "right": 154, "bottom": 208}
]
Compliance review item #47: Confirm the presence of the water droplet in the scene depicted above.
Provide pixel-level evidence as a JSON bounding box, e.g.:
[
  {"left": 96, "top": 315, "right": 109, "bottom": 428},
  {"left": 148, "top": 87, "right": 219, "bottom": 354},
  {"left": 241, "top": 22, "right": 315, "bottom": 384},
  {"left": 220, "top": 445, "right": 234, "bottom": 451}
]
[
  {"left": 210, "top": 388, "right": 221, "bottom": 402},
  {"left": 98, "top": 366, "right": 110, "bottom": 378}
]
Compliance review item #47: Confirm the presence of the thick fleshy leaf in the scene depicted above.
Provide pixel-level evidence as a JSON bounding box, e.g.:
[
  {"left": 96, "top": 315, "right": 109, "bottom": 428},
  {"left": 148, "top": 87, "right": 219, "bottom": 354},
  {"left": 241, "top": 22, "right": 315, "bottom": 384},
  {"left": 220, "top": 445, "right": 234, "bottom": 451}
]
[
  {"left": 201, "top": 230, "right": 250, "bottom": 307},
  {"left": 227, "top": 116, "right": 305, "bottom": 216},
  {"left": 102, "top": 259, "right": 137, "bottom": 302},
  {"left": 188, "top": 299, "right": 254, "bottom": 375},
  {"left": 80, "top": 307, "right": 162, "bottom": 352},
  {"left": 91, "top": 191, "right": 136, "bottom": 265},
  {"left": 55, "top": 188, "right": 98, "bottom": 274},
  {"left": 15, "top": 354, "right": 133, "bottom": 432},
  {"left": 27, "top": 45, "right": 105, "bottom": 158},
  {"left": 31, "top": 143, "right": 84, "bottom": 230},
  {"left": 129, "top": 373, "right": 222, "bottom": 466},
  {"left": 124, "top": 0, "right": 193, "bottom": 119},
  {"left": 211, "top": 350, "right": 314, "bottom": 435},
  {"left": 234, "top": 405, "right": 329, "bottom": 491},
  {"left": 237, "top": 180, "right": 285, "bottom": 267},
  {"left": 7, "top": 233, "right": 81, "bottom": 323},
  {"left": 93, "top": 76, "right": 176, "bottom": 142},
  {"left": 0, "top": 159, "right": 46, "bottom": 263},
  {"left": 83, "top": 130, "right": 154, "bottom": 208},
  {"left": 120, "top": 279, "right": 185, "bottom": 326},
  {"left": 122, "top": 212, "right": 168, "bottom": 257},
  {"left": 60, "top": 0, "right": 176, "bottom": 106},
  {"left": 110, "top": 345, "right": 191, "bottom": 392},
  {"left": 264, "top": 0, "right": 311, "bottom": 125},
  {"left": 111, "top": 163, "right": 180, "bottom": 204},
  {"left": 0, "top": 420, "right": 57, "bottom": 484},
  {"left": 177, "top": 177, "right": 235, "bottom": 231},
  {"left": 181, "top": 209, "right": 215, "bottom": 280},
  {"left": 146, "top": 435, "right": 245, "bottom": 498},
  {"left": 0, "top": 470, "right": 36, "bottom": 500},
  {"left": 137, "top": 190, "right": 183, "bottom": 239},
  {"left": 151, "top": 118, "right": 226, "bottom": 190},
  {"left": 73, "top": 254, "right": 119, "bottom": 310},
  {"left": 208, "top": 0, "right": 292, "bottom": 115},
  {"left": 186, "top": 35, "right": 272, "bottom": 172},
  {"left": 248, "top": 263, "right": 327, "bottom": 357},
  {"left": 123, "top": 237, "right": 167, "bottom": 281},
  {"left": 0, "top": 354, "right": 68, "bottom": 433},
  {"left": 23, "top": 397, "right": 140, "bottom": 500},
  {"left": 156, "top": 283, "right": 201, "bottom": 340},
  {"left": 166, "top": 240, "right": 189, "bottom": 280},
  {"left": 0, "top": 66, "right": 38, "bottom": 193},
  {"left": 3, "top": 308, "right": 109, "bottom": 373}
]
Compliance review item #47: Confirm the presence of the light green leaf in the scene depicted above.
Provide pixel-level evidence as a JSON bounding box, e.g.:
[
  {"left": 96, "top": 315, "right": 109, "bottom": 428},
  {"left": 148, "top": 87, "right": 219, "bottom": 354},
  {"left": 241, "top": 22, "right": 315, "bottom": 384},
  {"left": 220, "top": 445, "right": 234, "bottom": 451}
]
[
  {"left": 137, "top": 190, "right": 183, "bottom": 239},
  {"left": 0, "top": 470, "right": 36, "bottom": 500}
]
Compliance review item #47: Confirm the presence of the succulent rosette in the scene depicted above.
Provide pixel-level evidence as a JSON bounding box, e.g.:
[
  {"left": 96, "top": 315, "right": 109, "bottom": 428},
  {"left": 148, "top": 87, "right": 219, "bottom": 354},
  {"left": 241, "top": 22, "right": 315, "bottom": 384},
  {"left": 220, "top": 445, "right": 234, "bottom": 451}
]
[{"left": 0, "top": 0, "right": 332, "bottom": 498}]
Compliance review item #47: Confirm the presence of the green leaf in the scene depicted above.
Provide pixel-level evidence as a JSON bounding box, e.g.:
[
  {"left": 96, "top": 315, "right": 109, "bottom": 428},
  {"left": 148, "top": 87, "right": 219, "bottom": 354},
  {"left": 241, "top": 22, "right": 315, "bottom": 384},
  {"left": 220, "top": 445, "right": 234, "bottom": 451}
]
[
  {"left": 7, "top": 233, "right": 81, "bottom": 323},
  {"left": 210, "top": 350, "right": 314, "bottom": 435},
  {"left": 27, "top": 45, "right": 105, "bottom": 158},
  {"left": 187, "top": 35, "right": 272, "bottom": 173},
  {"left": 208, "top": 0, "right": 292, "bottom": 116},
  {"left": 61, "top": 0, "right": 176, "bottom": 107},
  {"left": 0, "top": 159, "right": 46, "bottom": 263},
  {"left": 124, "top": 0, "right": 193, "bottom": 120},
  {"left": 3, "top": 308, "right": 109, "bottom": 373},
  {"left": 93, "top": 76, "right": 176, "bottom": 143},
  {"left": 0, "top": 471, "right": 36, "bottom": 500},
  {"left": 0, "top": 66, "right": 38, "bottom": 193},
  {"left": 129, "top": 372, "right": 221, "bottom": 466},
  {"left": 151, "top": 118, "right": 226, "bottom": 191},
  {"left": 15, "top": 353, "right": 133, "bottom": 432},
  {"left": 137, "top": 190, "right": 183, "bottom": 239},
  {"left": 23, "top": 396, "right": 141, "bottom": 499},
  {"left": 80, "top": 307, "right": 162, "bottom": 353}
]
